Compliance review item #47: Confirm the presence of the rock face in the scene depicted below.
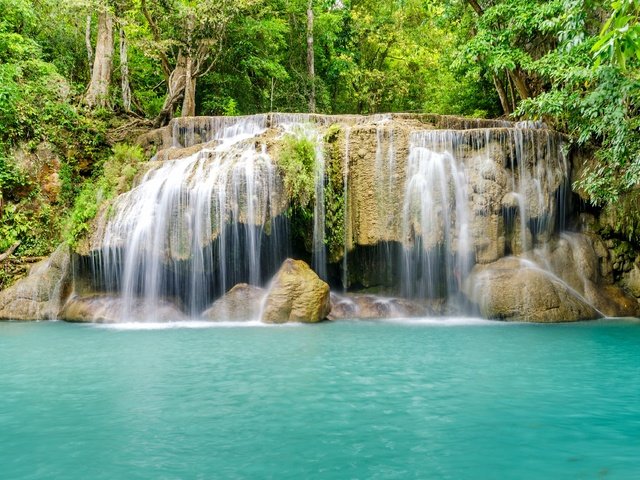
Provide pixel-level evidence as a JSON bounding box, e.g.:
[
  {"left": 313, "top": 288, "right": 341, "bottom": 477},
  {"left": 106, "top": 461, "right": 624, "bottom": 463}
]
[
  {"left": 529, "top": 233, "right": 640, "bottom": 317},
  {"left": 202, "top": 283, "right": 265, "bottom": 321},
  {"left": 463, "top": 257, "right": 601, "bottom": 322},
  {"left": 0, "top": 245, "right": 71, "bottom": 320},
  {"left": 623, "top": 264, "right": 640, "bottom": 299},
  {"left": 329, "top": 293, "right": 429, "bottom": 320},
  {"left": 261, "top": 259, "right": 330, "bottom": 323},
  {"left": 60, "top": 295, "right": 186, "bottom": 323}
]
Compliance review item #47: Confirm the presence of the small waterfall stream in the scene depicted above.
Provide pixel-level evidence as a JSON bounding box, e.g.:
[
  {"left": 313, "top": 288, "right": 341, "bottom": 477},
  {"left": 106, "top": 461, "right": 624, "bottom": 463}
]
[{"left": 93, "top": 120, "right": 288, "bottom": 319}]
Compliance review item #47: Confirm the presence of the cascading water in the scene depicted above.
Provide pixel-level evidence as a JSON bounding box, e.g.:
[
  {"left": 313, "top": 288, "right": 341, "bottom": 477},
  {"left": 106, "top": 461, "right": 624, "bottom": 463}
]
[
  {"left": 74, "top": 113, "right": 584, "bottom": 322},
  {"left": 91, "top": 119, "right": 289, "bottom": 320},
  {"left": 401, "top": 131, "right": 472, "bottom": 299},
  {"left": 342, "top": 127, "right": 351, "bottom": 292}
]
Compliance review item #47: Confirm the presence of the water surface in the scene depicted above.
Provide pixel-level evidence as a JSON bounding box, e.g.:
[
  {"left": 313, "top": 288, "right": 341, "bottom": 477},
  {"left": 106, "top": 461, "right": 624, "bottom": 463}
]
[{"left": 1, "top": 318, "right": 639, "bottom": 479}]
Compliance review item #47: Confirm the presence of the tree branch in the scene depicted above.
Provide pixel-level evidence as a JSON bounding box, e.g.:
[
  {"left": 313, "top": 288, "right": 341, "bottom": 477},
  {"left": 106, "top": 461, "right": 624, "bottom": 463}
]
[
  {"left": 0, "top": 242, "right": 21, "bottom": 263},
  {"left": 467, "top": 0, "right": 484, "bottom": 16},
  {"left": 140, "top": 0, "right": 172, "bottom": 80}
]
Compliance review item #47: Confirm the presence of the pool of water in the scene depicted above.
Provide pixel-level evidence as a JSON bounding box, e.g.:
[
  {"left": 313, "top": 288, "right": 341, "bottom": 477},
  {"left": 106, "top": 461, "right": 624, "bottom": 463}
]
[{"left": 1, "top": 318, "right": 640, "bottom": 479}]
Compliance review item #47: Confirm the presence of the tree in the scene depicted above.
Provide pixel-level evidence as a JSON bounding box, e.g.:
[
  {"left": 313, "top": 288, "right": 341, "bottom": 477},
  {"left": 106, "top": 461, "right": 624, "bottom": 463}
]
[
  {"left": 84, "top": 6, "right": 114, "bottom": 108},
  {"left": 140, "top": 0, "right": 249, "bottom": 126},
  {"left": 307, "top": 0, "right": 316, "bottom": 112}
]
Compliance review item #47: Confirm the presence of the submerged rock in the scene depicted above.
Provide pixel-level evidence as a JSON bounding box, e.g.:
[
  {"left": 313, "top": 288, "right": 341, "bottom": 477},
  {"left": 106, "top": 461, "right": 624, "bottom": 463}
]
[
  {"left": 261, "top": 259, "right": 330, "bottom": 323},
  {"left": 463, "top": 257, "right": 601, "bottom": 322},
  {"left": 328, "top": 293, "right": 429, "bottom": 320},
  {"left": 0, "top": 245, "right": 71, "bottom": 321},
  {"left": 60, "top": 295, "right": 186, "bottom": 323},
  {"left": 202, "top": 283, "right": 266, "bottom": 321}
]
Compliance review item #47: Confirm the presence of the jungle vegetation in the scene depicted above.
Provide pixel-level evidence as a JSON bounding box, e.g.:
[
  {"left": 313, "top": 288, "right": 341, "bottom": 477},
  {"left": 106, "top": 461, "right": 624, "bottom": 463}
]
[{"left": 0, "top": 0, "right": 638, "bottom": 265}]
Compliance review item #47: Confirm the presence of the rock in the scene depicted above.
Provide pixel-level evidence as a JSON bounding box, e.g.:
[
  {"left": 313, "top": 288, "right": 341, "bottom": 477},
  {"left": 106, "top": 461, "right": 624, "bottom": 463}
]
[
  {"left": 501, "top": 192, "right": 520, "bottom": 209},
  {"left": 510, "top": 219, "right": 533, "bottom": 255},
  {"left": 202, "top": 283, "right": 265, "bottom": 321},
  {"left": 622, "top": 264, "right": 640, "bottom": 298},
  {"left": 328, "top": 293, "right": 429, "bottom": 320},
  {"left": 472, "top": 214, "right": 505, "bottom": 263},
  {"left": 463, "top": 257, "right": 601, "bottom": 322},
  {"left": 583, "top": 284, "right": 640, "bottom": 318},
  {"left": 60, "top": 295, "right": 186, "bottom": 323},
  {"left": 261, "top": 259, "right": 330, "bottom": 323},
  {"left": 0, "top": 244, "right": 71, "bottom": 321}
]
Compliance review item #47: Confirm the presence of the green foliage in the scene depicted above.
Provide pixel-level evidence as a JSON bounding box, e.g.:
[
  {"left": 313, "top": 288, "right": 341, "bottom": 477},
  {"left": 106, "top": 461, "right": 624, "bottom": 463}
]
[
  {"left": 600, "top": 189, "right": 640, "bottom": 243},
  {"left": 0, "top": 155, "right": 29, "bottom": 200},
  {"left": 323, "top": 129, "right": 345, "bottom": 263},
  {"left": 277, "top": 129, "right": 317, "bottom": 208},
  {"left": 592, "top": 0, "right": 640, "bottom": 70},
  {"left": 64, "top": 144, "right": 146, "bottom": 247}
]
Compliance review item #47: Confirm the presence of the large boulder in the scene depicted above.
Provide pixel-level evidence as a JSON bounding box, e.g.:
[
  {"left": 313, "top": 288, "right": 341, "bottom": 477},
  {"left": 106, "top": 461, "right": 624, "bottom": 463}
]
[
  {"left": 202, "top": 283, "right": 266, "bottom": 321},
  {"left": 463, "top": 257, "right": 601, "bottom": 322},
  {"left": 261, "top": 259, "right": 330, "bottom": 323},
  {"left": 329, "top": 293, "right": 429, "bottom": 320},
  {"left": 60, "top": 295, "right": 186, "bottom": 323},
  {"left": 0, "top": 244, "right": 71, "bottom": 320}
]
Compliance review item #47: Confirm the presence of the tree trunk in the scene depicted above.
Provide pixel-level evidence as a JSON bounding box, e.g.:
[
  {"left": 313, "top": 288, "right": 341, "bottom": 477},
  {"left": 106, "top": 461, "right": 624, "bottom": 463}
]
[
  {"left": 509, "top": 69, "right": 530, "bottom": 100},
  {"left": 84, "top": 10, "right": 114, "bottom": 108},
  {"left": 307, "top": 0, "right": 316, "bottom": 113},
  {"left": 181, "top": 55, "right": 196, "bottom": 117},
  {"left": 493, "top": 74, "right": 511, "bottom": 115},
  {"left": 466, "top": 0, "right": 484, "bottom": 15},
  {"left": 85, "top": 15, "right": 93, "bottom": 77},
  {"left": 119, "top": 26, "right": 132, "bottom": 112},
  {"left": 154, "top": 53, "right": 187, "bottom": 127}
]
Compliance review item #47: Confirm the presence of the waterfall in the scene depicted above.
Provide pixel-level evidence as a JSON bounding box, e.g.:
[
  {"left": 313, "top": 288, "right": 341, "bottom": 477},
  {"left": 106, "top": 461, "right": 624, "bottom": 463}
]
[
  {"left": 312, "top": 137, "right": 327, "bottom": 281},
  {"left": 399, "top": 127, "right": 568, "bottom": 301},
  {"left": 93, "top": 119, "right": 288, "bottom": 320},
  {"left": 401, "top": 131, "right": 472, "bottom": 299},
  {"left": 342, "top": 127, "right": 351, "bottom": 292},
  {"left": 76, "top": 113, "right": 575, "bottom": 321}
]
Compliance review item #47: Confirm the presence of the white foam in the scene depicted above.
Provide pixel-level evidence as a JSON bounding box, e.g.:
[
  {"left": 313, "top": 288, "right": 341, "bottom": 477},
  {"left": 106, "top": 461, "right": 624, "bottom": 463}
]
[
  {"left": 92, "top": 320, "right": 269, "bottom": 330},
  {"left": 369, "top": 316, "right": 508, "bottom": 326}
]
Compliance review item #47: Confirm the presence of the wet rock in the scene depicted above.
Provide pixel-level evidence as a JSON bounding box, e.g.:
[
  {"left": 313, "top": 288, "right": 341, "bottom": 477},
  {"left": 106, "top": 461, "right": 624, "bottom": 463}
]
[
  {"left": 261, "top": 259, "right": 330, "bottom": 323},
  {"left": 328, "top": 293, "right": 429, "bottom": 320},
  {"left": 584, "top": 284, "right": 640, "bottom": 318},
  {"left": 60, "top": 295, "right": 186, "bottom": 323},
  {"left": 0, "top": 245, "right": 71, "bottom": 321},
  {"left": 472, "top": 214, "right": 505, "bottom": 263},
  {"left": 622, "top": 264, "right": 640, "bottom": 298},
  {"left": 463, "top": 257, "right": 601, "bottom": 322},
  {"left": 528, "top": 233, "right": 638, "bottom": 316},
  {"left": 202, "top": 283, "right": 265, "bottom": 321}
]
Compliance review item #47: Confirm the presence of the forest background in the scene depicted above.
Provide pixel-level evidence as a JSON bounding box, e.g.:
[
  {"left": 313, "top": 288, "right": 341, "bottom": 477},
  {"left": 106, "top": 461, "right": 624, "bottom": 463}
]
[{"left": 0, "top": 0, "right": 638, "bottom": 285}]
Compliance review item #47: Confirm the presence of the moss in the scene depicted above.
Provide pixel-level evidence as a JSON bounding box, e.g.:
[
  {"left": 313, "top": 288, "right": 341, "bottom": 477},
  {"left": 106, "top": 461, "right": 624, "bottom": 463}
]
[
  {"left": 599, "top": 189, "right": 640, "bottom": 245},
  {"left": 324, "top": 123, "right": 341, "bottom": 143},
  {"left": 64, "top": 144, "right": 146, "bottom": 248},
  {"left": 277, "top": 128, "right": 317, "bottom": 208},
  {"left": 323, "top": 127, "right": 347, "bottom": 263}
]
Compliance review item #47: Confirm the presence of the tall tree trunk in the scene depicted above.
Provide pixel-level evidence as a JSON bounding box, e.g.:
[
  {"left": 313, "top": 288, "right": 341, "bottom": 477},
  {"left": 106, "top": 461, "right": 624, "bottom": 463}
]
[
  {"left": 154, "top": 53, "right": 187, "bottom": 127},
  {"left": 119, "top": 26, "right": 132, "bottom": 112},
  {"left": 493, "top": 74, "right": 511, "bottom": 115},
  {"left": 181, "top": 55, "right": 196, "bottom": 117},
  {"left": 307, "top": 0, "right": 316, "bottom": 113},
  {"left": 508, "top": 69, "right": 530, "bottom": 100},
  {"left": 84, "top": 10, "right": 114, "bottom": 108},
  {"left": 85, "top": 15, "right": 93, "bottom": 77}
]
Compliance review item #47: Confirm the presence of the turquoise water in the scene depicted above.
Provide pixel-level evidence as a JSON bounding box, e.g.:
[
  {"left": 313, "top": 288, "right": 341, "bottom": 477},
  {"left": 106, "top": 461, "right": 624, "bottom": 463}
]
[{"left": 1, "top": 318, "right": 640, "bottom": 479}]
